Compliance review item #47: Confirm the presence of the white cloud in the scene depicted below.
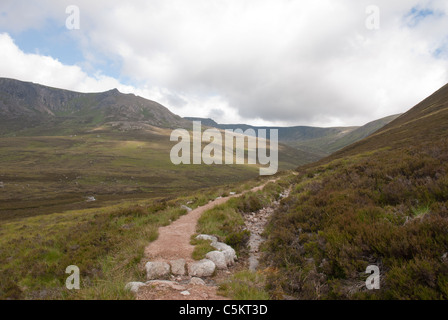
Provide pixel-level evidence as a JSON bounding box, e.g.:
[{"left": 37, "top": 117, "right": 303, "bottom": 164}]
[
  {"left": 0, "top": 33, "right": 127, "bottom": 93},
  {"left": 1, "top": 0, "right": 448, "bottom": 127}
]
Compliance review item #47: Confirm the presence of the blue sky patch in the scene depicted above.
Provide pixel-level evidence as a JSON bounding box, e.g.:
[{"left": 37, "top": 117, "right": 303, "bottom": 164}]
[
  {"left": 9, "top": 26, "right": 123, "bottom": 82},
  {"left": 405, "top": 6, "right": 439, "bottom": 27},
  {"left": 12, "top": 27, "right": 83, "bottom": 65},
  {"left": 433, "top": 39, "right": 448, "bottom": 59}
]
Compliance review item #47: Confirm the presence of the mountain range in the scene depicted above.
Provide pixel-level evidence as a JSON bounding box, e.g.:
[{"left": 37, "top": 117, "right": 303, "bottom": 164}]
[
  {"left": 186, "top": 114, "right": 400, "bottom": 159},
  {"left": 0, "top": 77, "right": 398, "bottom": 166}
]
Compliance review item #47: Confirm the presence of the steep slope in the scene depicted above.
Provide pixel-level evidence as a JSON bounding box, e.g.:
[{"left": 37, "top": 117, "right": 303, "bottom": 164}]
[
  {"left": 0, "top": 78, "right": 189, "bottom": 135},
  {"left": 264, "top": 83, "right": 448, "bottom": 300}
]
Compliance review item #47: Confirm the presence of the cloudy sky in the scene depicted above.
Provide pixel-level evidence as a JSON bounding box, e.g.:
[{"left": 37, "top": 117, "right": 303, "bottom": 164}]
[{"left": 1, "top": 0, "right": 448, "bottom": 127}]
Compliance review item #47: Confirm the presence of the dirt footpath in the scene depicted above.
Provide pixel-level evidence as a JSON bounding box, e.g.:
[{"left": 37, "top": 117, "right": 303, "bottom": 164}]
[{"left": 136, "top": 180, "right": 275, "bottom": 300}]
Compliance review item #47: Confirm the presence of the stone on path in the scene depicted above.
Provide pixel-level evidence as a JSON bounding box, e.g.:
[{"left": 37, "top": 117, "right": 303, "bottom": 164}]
[
  {"left": 205, "top": 251, "right": 227, "bottom": 269},
  {"left": 145, "top": 261, "right": 171, "bottom": 280},
  {"left": 125, "top": 281, "right": 146, "bottom": 293},
  {"left": 188, "top": 259, "right": 216, "bottom": 277},
  {"left": 145, "top": 280, "right": 186, "bottom": 291},
  {"left": 169, "top": 259, "right": 186, "bottom": 276},
  {"left": 189, "top": 277, "right": 206, "bottom": 286}
]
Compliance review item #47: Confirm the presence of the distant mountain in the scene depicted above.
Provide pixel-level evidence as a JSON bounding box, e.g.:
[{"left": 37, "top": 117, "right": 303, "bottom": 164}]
[
  {"left": 324, "top": 114, "right": 401, "bottom": 153},
  {"left": 185, "top": 114, "right": 400, "bottom": 157},
  {"left": 290, "top": 114, "right": 401, "bottom": 155},
  {"left": 0, "top": 78, "right": 189, "bottom": 135}
]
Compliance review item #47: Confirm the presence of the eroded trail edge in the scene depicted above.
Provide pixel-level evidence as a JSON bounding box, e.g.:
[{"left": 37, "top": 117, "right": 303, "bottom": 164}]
[{"left": 244, "top": 186, "right": 291, "bottom": 271}]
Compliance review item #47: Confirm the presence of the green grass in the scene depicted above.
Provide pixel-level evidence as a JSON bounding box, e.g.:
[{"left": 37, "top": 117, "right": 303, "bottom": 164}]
[
  {"left": 218, "top": 270, "right": 270, "bottom": 300},
  {"left": 411, "top": 205, "right": 431, "bottom": 218},
  {"left": 190, "top": 238, "right": 216, "bottom": 261},
  {"left": 0, "top": 177, "right": 273, "bottom": 300},
  {"left": 195, "top": 176, "right": 289, "bottom": 253},
  {"left": 0, "top": 169, "right": 282, "bottom": 299},
  {"left": 0, "top": 201, "right": 177, "bottom": 299},
  {"left": 0, "top": 129, "right": 263, "bottom": 221},
  {"left": 0, "top": 123, "right": 305, "bottom": 222}
]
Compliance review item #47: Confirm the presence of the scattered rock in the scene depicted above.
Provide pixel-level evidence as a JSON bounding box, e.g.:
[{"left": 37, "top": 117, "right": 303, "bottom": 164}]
[
  {"left": 180, "top": 290, "right": 190, "bottom": 296},
  {"left": 209, "top": 241, "right": 237, "bottom": 266},
  {"left": 243, "top": 187, "right": 291, "bottom": 271},
  {"left": 181, "top": 205, "right": 192, "bottom": 212},
  {"left": 229, "top": 192, "right": 236, "bottom": 195},
  {"left": 188, "top": 259, "right": 216, "bottom": 277},
  {"left": 205, "top": 251, "right": 227, "bottom": 269},
  {"left": 125, "top": 282, "right": 146, "bottom": 293},
  {"left": 189, "top": 277, "right": 206, "bottom": 286},
  {"left": 86, "top": 196, "right": 96, "bottom": 202},
  {"left": 0, "top": 181, "right": 4, "bottom": 188},
  {"left": 145, "top": 280, "right": 186, "bottom": 291},
  {"left": 442, "top": 252, "right": 448, "bottom": 262},
  {"left": 222, "top": 248, "right": 237, "bottom": 266},
  {"left": 211, "top": 241, "right": 231, "bottom": 251},
  {"left": 169, "top": 259, "right": 186, "bottom": 276},
  {"left": 145, "top": 261, "right": 171, "bottom": 280},
  {"left": 196, "top": 234, "right": 218, "bottom": 244}
]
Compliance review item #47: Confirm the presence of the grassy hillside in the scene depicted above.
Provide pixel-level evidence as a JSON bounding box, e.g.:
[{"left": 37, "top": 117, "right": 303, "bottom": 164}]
[
  {"left": 263, "top": 83, "right": 448, "bottom": 299},
  {"left": 0, "top": 123, "right": 307, "bottom": 221}
]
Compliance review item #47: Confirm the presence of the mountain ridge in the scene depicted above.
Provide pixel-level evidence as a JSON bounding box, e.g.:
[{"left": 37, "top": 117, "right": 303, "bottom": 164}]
[{"left": 0, "top": 77, "right": 189, "bottom": 135}]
